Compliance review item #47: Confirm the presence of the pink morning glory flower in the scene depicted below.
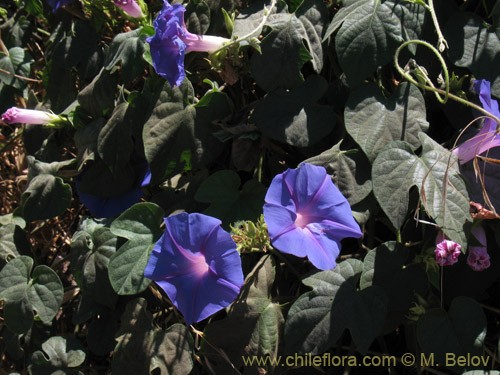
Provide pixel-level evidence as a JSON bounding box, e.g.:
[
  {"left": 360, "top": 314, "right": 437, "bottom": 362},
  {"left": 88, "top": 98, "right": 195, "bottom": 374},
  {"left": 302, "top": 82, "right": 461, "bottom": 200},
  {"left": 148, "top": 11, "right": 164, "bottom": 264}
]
[
  {"left": 2, "top": 107, "right": 60, "bottom": 125},
  {"left": 263, "top": 163, "right": 362, "bottom": 270},
  {"left": 453, "top": 79, "right": 500, "bottom": 164},
  {"left": 434, "top": 232, "right": 461, "bottom": 266},
  {"left": 147, "top": 1, "right": 230, "bottom": 87},
  {"left": 467, "top": 224, "right": 490, "bottom": 271},
  {"left": 113, "top": 0, "right": 143, "bottom": 18},
  {"left": 144, "top": 212, "right": 244, "bottom": 324}
]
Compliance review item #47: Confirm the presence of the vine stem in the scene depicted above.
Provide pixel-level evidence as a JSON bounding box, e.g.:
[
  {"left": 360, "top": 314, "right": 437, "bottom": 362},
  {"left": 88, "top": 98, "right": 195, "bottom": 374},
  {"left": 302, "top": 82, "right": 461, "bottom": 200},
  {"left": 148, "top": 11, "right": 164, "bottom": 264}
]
[
  {"left": 211, "top": 0, "right": 277, "bottom": 55},
  {"left": 424, "top": 0, "right": 448, "bottom": 52},
  {"left": 394, "top": 40, "right": 500, "bottom": 127}
]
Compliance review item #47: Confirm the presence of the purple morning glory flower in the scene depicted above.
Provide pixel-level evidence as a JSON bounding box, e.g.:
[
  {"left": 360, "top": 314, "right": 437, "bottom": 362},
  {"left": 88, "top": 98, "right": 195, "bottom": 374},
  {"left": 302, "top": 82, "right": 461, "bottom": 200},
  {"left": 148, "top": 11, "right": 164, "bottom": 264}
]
[
  {"left": 147, "top": 0, "right": 230, "bottom": 87},
  {"left": 434, "top": 232, "right": 461, "bottom": 266},
  {"left": 113, "top": 0, "right": 143, "bottom": 18},
  {"left": 46, "top": 0, "right": 74, "bottom": 11},
  {"left": 76, "top": 168, "right": 151, "bottom": 219},
  {"left": 467, "top": 224, "right": 490, "bottom": 272},
  {"left": 453, "top": 79, "right": 500, "bottom": 164},
  {"left": 144, "top": 212, "right": 244, "bottom": 324},
  {"left": 263, "top": 163, "right": 362, "bottom": 270}
]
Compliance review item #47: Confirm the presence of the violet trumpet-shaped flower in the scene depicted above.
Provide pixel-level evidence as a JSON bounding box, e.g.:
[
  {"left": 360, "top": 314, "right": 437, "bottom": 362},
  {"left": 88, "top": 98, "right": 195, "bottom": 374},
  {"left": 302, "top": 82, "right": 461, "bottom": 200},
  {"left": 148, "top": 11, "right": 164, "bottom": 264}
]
[
  {"left": 144, "top": 212, "right": 244, "bottom": 324},
  {"left": 113, "top": 0, "right": 143, "bottom": 18},
  {"left": 453, "top": 79, "right": 500, "bottom": 164},
  {"left": 76, "top": 168, "right": 151, "bottom": 219},
  {"left": 263, "top": 163, "right": 362, "bottom": 270},
  {"left": 147, "top": 1, "right": 230, "bottom": 87},
  {"left": 467, "top": 225, "right": 490, "bottom": 271},
  {"left": 46, "top": 0, "right": 73, "bottom": 11},
  {"left": 2, "top": 107, "right": 60, "bottom": 125},
  {"left": 434, "top": 232, "right": 461, "bottom": 266}
]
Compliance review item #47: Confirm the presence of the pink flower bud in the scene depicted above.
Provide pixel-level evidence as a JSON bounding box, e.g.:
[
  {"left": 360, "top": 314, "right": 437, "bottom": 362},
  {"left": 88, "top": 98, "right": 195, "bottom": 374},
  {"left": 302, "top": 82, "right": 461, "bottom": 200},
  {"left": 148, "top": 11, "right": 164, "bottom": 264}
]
[
  {"left": 2, "top": 107, "right": 59, "bottom": 125},
  {"left": 113, "top": 0, "right": 144, "bottom": 18},
  {"left": 467, "top": 225, "right": 490, "bottom": 271}
]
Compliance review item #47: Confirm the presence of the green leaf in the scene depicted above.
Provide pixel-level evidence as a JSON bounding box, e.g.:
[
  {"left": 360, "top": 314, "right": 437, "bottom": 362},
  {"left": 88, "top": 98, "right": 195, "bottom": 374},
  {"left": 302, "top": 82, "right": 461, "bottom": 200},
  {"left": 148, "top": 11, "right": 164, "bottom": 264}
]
[
  {"left": 0, "top": 256, "right": 63, "bottom": 333},
  {"left": 345, "top": 83, "right": 429, "bottom": 162},
  {"left": 327, "top": 0, "right": 425, "bottom": 85},
  {"left": 0, "top": 224, "right": 22, "bottom": 264},
  {"left": 360, "top": 242, "right": 428, "bottom": 329},
  {"left": 108, "top": 240, "right": 153, "bottom": 295},
  {"left": 251, "top": 75, "right": 336, "bottom": 147},
  {"left": 20, "top": 174, "right": 72, "bottom": 222},
  {"left": 27, "top": 156, "right": 75, "bottom": 180},
  {"left": 417, "top": 297, "right": 486, "bottom": 365},
  {"left": 0, "top": 46, "right": 32, "bottom": 89},
  {"left": 70, "top": 226, "right": 119, "bottom": 310},
  {"left": 110, "top": 202, "right": 163, "bottom": 243},
  {"left": 28, "top": 265, "right": 64, "bottom": 324},
  {"left": 304, "top": 141, "right": 372, "bottom": 205},
  {"left": 105, "top": 28, "right": 148, "bottom": 83},
  {"left": 143, "top": 83, "right": 231, "bottom": 182},
  {"left": 202, "top": 255, "right": 283, "bottom": 373},
  {"left": 112, "top": 298, "right": 194, "bottom": 374},
  {"left": 372, "top": 133, "right": 471, "bottom": 245},
  {"left": 30, "top": 336, "right": 85, "bottom": 373},
  {"left": 284, "top": 259, "right": 388, "bottom": 354},
  {"left": 97, "top": 102, "right": 134, "bottom": 173},
  {"left": 185, "top": 0, "right": 211, "bottom": 34},
  {"left": 77, "top": 68, "right": 118, "bottom": 118},
  {"left": 195, "top": 170, "right": 266, "bottom": 228},
  {"left": 446, "top": 12, "right": 500, "bottom": 98}
]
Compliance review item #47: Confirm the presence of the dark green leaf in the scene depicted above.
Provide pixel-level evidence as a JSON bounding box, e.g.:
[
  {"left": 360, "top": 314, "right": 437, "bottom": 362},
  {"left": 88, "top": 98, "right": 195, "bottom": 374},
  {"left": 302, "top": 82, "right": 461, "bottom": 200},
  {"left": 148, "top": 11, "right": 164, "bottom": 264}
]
[
  {"left": 327, "top": 0, "right": 425, "bottom": 85},
  {"left": 30, "top": 336, "right": 85, "bottom": 373},
  {"left": 0, "top": 224, "right": 22, "bottom": 263},
  {"left": 110, "top": 202, "right": 163, "bottom": 243},
  {"left": 203, "top": 255, "right": 283, "bottom": 374},
  {"left": 304, "top": 141, "right": 372, "bottom": 205},
  {"left": 284, "top": 259, "right": 388, "bottom": 354},
  {"left": 372, "top": 133, "right": 470, "bottom": 245},
  {"left": 446, "top": 12, "right": 500, "bottom": 98},
  {"left": 251, "top": 75, "right": 336, "bottom": 147},
  {"left": 108, "top": 240, "right": 153, "bottom": 295},
  {"left": 21, "top": 174, "right": 72, "bottom": 222},
  {"left": 105, "top": 28, "right": 148, "bottom": 83},
  {"left": 360, "top": 242, "right": 427, "bottom": 329},
  {"left": 186, "top": 0, "right": 211, "bottom": 34},
  {"left": 0, "top": 46, "right": 32, "bottom": 90},
  {"left": 112, "top": 298, "right": 194, "bottom": 374},
  {"left": 417, "top": 297, "right": 486, "bottom": 365},
  {"left": 97, "top": 103, "right": 134, "bottom": 172},
  {"left": 195, "top": 170, "right": 266, "bottom": 227},
  {"left": 77, "top": 69, "right": 118, "bottom": 118},
  {"left": 345, "top": 83, "right": 429, "bottom": 162},
  {"left": 143, "top": 83, "right": 231, "bottom": 182}
]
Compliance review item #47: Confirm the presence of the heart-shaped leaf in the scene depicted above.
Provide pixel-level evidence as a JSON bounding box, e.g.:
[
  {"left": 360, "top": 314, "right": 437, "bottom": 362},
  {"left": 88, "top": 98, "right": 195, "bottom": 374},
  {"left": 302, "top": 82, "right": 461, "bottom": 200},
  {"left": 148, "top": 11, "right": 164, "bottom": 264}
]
[
  {"left": 31, "top": 336, "right": 86, "bottom": 372},
  {"left": 446, "top": 12, "right": 500, "bottom": 98},
  {"left": 284, "top": 259, "right": 388, "bottom": 354},
  {"left": 110, "top": 202, "right": 163, "bottom": 243},
  {"left": 372, "top": 133, "right": 471, "bottom": 245},
  {"left": 194, "top": 170, "right": 266, "bottom": 228},
  {"left": 0, "top": 256, "right": 63, "bottom": 333},
  {"left": 326, "top": 0, "right": 425, "bottom": 85},
  {"left": 417, "top": 297, "right": 486, "bottom": 365},
  {"left": 251, "top": 75, "right": 336, "bottom": 147},
  {"left": 345, "top": 83, "right": 429, "bottom": 162},
  {"left": 202, "top": 255, "right": 283, "bottom": 374},
  {"left": 112, "top": 298, "right": 194, "bottom": 374}
]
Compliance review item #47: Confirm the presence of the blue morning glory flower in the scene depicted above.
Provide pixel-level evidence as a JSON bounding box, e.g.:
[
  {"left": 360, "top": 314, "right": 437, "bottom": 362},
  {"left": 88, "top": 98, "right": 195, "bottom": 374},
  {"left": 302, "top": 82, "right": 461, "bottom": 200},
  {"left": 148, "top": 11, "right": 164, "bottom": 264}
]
[
  {"left": 453, "top": 79, "right": 500, "bottom": 164},
  {"left": 263, "top": 163, "right": 362, "bottom": 270},
  {"left": 76, "top": 168, "right": 151, "bottom": 219},
  {"left": 144, "top": 212, "right": 244, "bottom": 324},
  {"left": 147, "top": 0, "right": 230, "bottom": 87},
  {"left": 46, "top": 0, "right": 74, "bottom": 11}
]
